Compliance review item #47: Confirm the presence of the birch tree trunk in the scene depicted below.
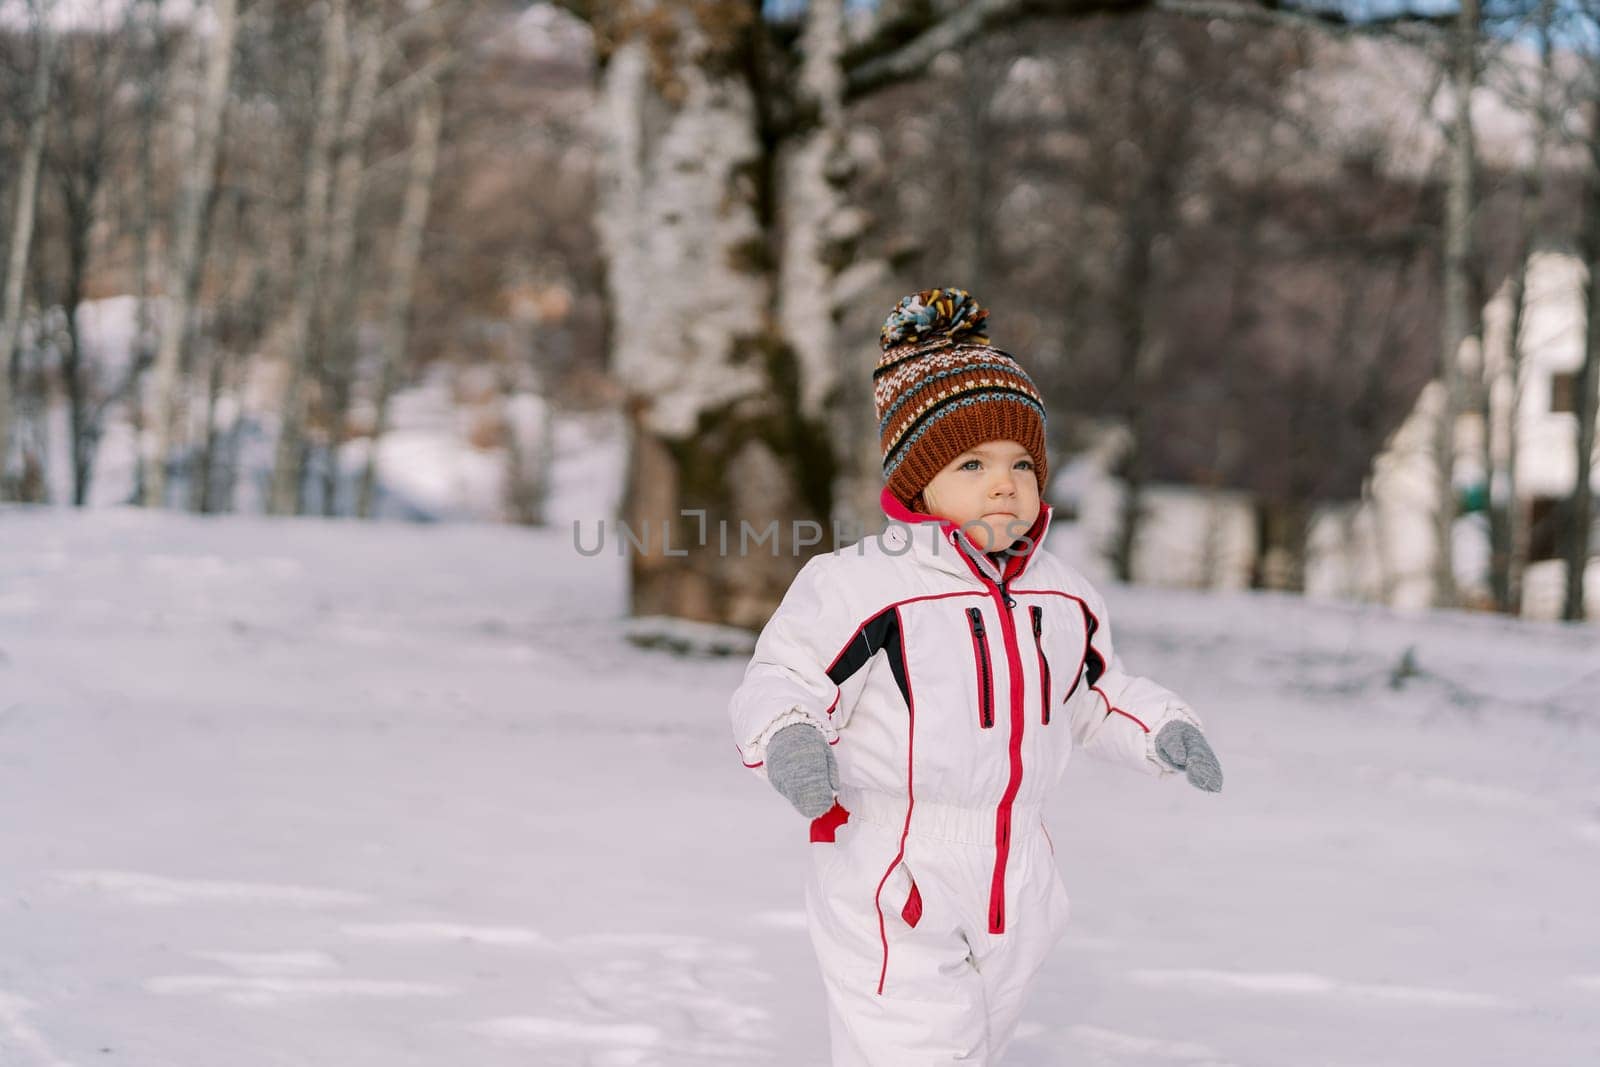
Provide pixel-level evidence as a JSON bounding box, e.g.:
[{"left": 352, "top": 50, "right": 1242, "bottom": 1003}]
[
  {"left": 127, "top": 0, "right": 170, "bottom": 507},
  {"left": 317, "top": 15, "right": 384, "bottom": 517},
  {"left": 143, "top": 0, "right": 238, "bottom": 508},
  {"left": 0, "top": 21, "right": 55, "bottom": 500},
  {"left": 1431, "top": 0, "right": 1480, "bottom": 609},
  {"left": 269, "top": 0, "right": 350, "bottom": 516},
  {"left": 776, "top": 0, "right": 857, "bottom": 501},
  {"left": 595, "top": 1, "right": 849, "bottom": 629},
  {"left": 358, "top": 79, "right": 443, "bottom": 520},
  {"left": 1487, "top": 0, "right": 1554, "bottom": 614}
]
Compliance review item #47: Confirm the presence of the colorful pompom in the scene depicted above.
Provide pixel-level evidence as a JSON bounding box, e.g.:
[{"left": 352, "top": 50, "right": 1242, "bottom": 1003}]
[{"left": 878, "top": 288, "right": 990, "bottom": 352}]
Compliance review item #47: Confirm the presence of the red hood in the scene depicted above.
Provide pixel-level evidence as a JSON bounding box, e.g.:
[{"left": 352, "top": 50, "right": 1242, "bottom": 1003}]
[{"left": 878, "top": 486, "right": 1052, "bottom": 584}]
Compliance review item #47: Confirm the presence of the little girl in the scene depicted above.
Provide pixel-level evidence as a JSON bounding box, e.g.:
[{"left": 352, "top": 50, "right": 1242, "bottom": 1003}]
[{"left": 729, "top": 288, "right": 1223, "bottom": 1065}]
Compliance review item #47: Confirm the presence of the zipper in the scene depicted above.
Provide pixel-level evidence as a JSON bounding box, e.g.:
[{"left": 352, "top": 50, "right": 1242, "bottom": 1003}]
[
  {"left": 965, "top": 608, "right": 995, "bottom": 729},
  {"left": 1030, "top": 605, "right": 1052, "bottom": 725},
  {"left": 987, "top": 576, "right": 1024, "bottom": 934}
]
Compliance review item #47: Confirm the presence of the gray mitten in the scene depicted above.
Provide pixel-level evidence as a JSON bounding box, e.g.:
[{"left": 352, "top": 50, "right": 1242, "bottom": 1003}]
[
  {"left": 764, "top": 723, "right": 839, "bottom": 818},
  {"left": 1155, "top": 720, "right": 1224, "bottom": 793}
]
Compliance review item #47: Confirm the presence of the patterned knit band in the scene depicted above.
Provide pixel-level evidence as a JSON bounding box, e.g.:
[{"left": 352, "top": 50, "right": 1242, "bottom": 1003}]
[{"left": 873, "top": 289, "right": 1048, "bottom": 510}]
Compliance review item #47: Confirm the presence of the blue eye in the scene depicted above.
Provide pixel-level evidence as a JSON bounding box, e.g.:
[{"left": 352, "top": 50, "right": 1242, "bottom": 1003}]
[
  {"left": 961, "top": 460, "right": 981, "bottom": 471},
  {"left": 1015, "top": 460, "right": 1032, "bottom": 470}
]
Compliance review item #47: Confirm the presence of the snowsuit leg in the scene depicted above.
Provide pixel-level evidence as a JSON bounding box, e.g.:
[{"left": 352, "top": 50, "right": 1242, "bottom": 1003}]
[
  {"left": 804, "top": 787, "right": 1073, "bottom": 1066},
  {"left": 968, "top": 836, "right": 1073, "bottom": 1052}
]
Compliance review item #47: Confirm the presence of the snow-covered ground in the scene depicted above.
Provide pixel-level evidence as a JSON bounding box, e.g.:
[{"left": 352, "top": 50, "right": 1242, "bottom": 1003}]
[{"left": 1, "top": 497, "right": 1598, "bottom": 1066}]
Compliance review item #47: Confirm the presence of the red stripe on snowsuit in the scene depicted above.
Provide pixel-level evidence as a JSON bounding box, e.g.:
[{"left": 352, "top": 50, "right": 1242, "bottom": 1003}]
[{"left": 874, "top": 605, "right": 916, "bottom": 994}]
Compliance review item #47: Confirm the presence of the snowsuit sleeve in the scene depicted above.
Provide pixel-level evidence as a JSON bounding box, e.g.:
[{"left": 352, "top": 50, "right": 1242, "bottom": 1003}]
[
  {"left": 1068, "top": 582, "right": 1203, "bottom": 778},
  {"left": 728, "top": 553, "right": 869, "bottom": 780}
]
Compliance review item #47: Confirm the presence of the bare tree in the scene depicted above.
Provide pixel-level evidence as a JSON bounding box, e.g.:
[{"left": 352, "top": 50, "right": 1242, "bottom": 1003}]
[
  {"left": 144, "top": 0, "right": 239, "bottom": 507},
  {"left": 266, "top": 0, "right": 351, "bottom": 515},
  {"left": 1103, "top": 16, "right": 1206, "bottom": 583},
  {"left": 1482, "top": 0, "right": 1557, "bottom": 613},
  {"left": 358, "top": 70, "right": 444, "bottom": 520},
  {"left": 0, "top": 3, "right": 55, "bottom": 500},
  {"left": 122, "top": 0, "right": 174, "bottom": 507},
  {"left": 314, "top": 11, "right": 385, "bottom": 516},
  {"left": 187, "top": 178, "right": 251, "bottom": 514},
  {"left": 1427, "top": 0, "right": 1482, "bottom": 609},
  {"left": 1568, "top": 94, "right": 1600, "bottom": 620},
  {"left": 41, "top": 1, "right": 142, "bottom": 506}
]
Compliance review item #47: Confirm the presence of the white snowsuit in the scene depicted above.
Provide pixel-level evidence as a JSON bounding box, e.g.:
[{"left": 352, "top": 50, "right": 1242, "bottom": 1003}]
[{"left": 729, "top": 489, "right": 1202, "bottom": 1065}]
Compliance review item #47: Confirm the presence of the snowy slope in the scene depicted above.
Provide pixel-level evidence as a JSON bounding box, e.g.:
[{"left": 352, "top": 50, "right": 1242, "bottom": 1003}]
[{"left": 0, "top": 501, "right": 1597, "bottom": 1067}]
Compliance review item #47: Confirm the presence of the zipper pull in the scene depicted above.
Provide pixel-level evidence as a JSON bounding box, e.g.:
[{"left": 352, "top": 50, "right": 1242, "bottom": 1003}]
[
  {"left": 1030, "top": 605, "right": 1042, "bottom": 636},
  {"left": 968, "top": 607, "right": 985, "bottom": 637},
  {"left": 1001, "top": 581, "right": 1016, "bottom": 609}
]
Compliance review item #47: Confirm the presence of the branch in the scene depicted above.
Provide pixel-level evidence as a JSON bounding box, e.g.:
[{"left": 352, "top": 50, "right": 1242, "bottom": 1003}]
[
  {"left": 379, "top": 0, "right": 472, "bottom": 61},
  {"left": 1159, "top": 0, "right": 1451, "bottom": 39},
  {"left": 845, "top": 0, "right": 1142, "bottom": 101},
  {"left": 369, "top": 50, "right": 458, "bottom": 124},
  {"left": 844, "top": 0, "right": 1453, "bottom": 101}
]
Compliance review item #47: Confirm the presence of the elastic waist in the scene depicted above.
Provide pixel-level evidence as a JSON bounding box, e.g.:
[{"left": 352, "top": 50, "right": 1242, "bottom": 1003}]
[{"left": 837, "top": 785, "right": 1042, "bottom": 846}]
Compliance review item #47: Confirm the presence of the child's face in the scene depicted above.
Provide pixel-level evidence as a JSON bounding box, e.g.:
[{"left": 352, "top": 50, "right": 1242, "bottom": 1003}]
[{"left": 920, "top": 439, "right": 1041, "bottom": 551}]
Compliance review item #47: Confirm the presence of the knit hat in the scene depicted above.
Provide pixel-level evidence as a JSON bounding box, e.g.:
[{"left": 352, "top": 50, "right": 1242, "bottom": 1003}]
[{"left": 873, "top": 288, "right": 1048, "bottom": 512}]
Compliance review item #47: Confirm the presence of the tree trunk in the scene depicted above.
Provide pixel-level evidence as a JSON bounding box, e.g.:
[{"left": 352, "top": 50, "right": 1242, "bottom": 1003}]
[
  {"left": 1109, "top": 19, "right": 1187, "bottom": 584},
  {"left": 1491, "top": 261, "right": 1528, "bottom": 612},
  {"left": 127, "top": 0, "right": 172, "bottom": 508},
  {"left": 1201, "top": 136, "right": 1274, "bottom": 589},
  {"left": 1432, "top": 0, "right": 1480, "bottom": 609},
  {"left": 317, "top": 15, "right": 384, "bottom": 517},
  {"left": 189, "top": 338, "right": 228, "bottom": 512},
  {"left": 1566, "top": 103, "right": 1600, "bottom": 620},
  {"left": 956, "top": 46, "right": 997, "bottom": 296},
  {"left": 1484, "top": 0, "right": 1554, "bottom": 615},
  {"left": 0, "top": 23, "right": 55, "bottom": 500},
  {"left": 48, "top": 4, "right": 129, "bottom": 508},
  {"left": 187, "top": 184, "right": 245, "bottom": 514},
  {"left": 595, "top": 2, "right": 846, "bottom": 629},
  {"left": 504, "top": 376, "right": 553, "bottom": 526},
  {"left": 269, "top": 0, "right": 350, "bottom": 516},
  {"left": 61, "top": 180, "right": 93, "bottom": 506},
  {"left": 144, "top": 0, "right": 238, "bottom": 508},
  {"left": 775, "top": 0, "right": 855, "bottom": 498},
  {"left": 214, "top": 257, "right": 273, "bottom": 515},
  {"left": 359, "top": 78, "right": 443, "bottom": 520}
]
